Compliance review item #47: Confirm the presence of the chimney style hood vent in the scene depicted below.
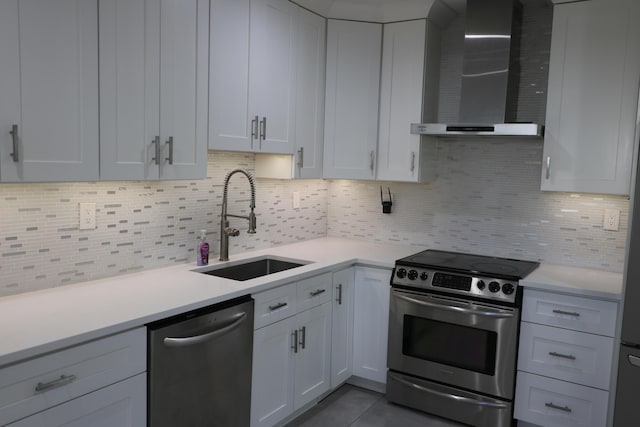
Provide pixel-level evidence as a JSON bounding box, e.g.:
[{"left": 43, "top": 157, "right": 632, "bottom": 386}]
[{"left": 412, "top": 0, "right": 544, "bottom": 138}]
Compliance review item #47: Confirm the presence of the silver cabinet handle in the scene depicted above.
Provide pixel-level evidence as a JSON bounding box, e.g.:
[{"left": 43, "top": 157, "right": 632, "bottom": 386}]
[
  {"left": 336, "top": 284, "right": 343, "bottom": 305},
  {"left": 552, "top": 309, "right": 580, "bottom": 317},
  {"left": 152, "top": 136, "right": 161, "bottom": 165},
  {"left": 410, "top": 151, "right": 415, "bottom": 172},
  {"left": 391, "top": 374, "right": 509, "bottom": 409},
  {"left": 310, "top": 289, "right": 326, "bottom": 297},
  {"left": 9, "top": 124, "right": 18, "bottom": 162},
  {"left": 297, "top": 147, "right": 304, "bottom": 169},
  {"left": 299, "top": 326, "right": 306, "bottom": 349},
  {"left": 545, "top": 156, "right": 551, "bottom": 180},
  {"left": 35, "top": 374, "right": 77, "bottom": 393},
  {"left": 165, "top": 136, "right": 174, "bottom": 165},
  {"left": 291, "top": 329, "right": 298, "bottom": 353},
  {"left": 549, "top": 351, "right": 576, "bottom": 361},
  {"left": 251, "top": 116, "right": 259, "bottom": 143},
  {"left": 628, "top": 354, "right": 640, "bottom": 367},
  {"left": 395, "top": 292, "right": 515, "bottom": 319},
  {"left": 369, "top": 150, "right": 375, "bottom": 173},
  {"left": 163, "top": 312, "right": 247, "bottom": 347},
  {"left": 268, "top": 302, "right": 287, "bottom": 311},
  {"left": 545, "top": 402, "right": 572, "bottom": 413},
  {"left": 259, "top": 117, "right": 266, "bottom": 141}
]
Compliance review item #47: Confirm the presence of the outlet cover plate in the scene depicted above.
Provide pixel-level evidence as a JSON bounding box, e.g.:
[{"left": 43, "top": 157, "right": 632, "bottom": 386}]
[
  {"left": 79, "top": 202, "right": 96, "bottom": 230},
  {"left": 604, "top": 208, "right": 620, "bottom": 231}
]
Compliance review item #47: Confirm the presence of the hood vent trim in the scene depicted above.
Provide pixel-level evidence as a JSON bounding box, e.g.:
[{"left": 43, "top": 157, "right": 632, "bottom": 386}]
[{"left": 412, "top": 0, "right": 544, "bottom": 139}]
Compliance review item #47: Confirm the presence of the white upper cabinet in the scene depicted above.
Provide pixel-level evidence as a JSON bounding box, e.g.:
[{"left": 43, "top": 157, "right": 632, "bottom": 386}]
[
  {"left": 293, "top": 7, "right": 326, "bottom": 179},
  {"left": 541, "top": 0, "right": 640, "bottom": 195},
  {"left": 100, "top": 0, "right": 208, "bottom": 180},
  {"left": 323, "top": 19, "right": 382, "bottom": 180},
  {"left": 377, "top": 19, "right": 439, "bottom": 183},
  {"left": 0, "top": 0, "right": 99, "bottom": 182},
  {"left": 210, "top": 0, "right": 296, "bottom": 154}
]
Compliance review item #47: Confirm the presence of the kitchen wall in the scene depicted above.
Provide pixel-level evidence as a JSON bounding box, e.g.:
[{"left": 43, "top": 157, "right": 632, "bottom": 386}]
[
  {"left": 327, "top": 139, "right": 630, "bottom": 272},
  {"left": 0, "top": 152, "right": 327, "bottom": 297}
]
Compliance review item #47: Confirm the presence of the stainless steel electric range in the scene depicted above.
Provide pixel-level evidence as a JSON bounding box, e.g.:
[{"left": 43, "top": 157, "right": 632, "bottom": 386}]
[{"left": 386, "top": 249, "right": 539, "bottom": 427}]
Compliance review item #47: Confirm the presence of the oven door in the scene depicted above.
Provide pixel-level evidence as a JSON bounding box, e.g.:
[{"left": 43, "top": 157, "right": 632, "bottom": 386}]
[{"left": 388, "top": 288, "right": 519, "bottom": 400}]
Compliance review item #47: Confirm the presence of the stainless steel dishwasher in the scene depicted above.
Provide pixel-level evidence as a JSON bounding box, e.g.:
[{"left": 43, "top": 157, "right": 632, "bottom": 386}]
[{"left": 148, "top": 295, "right": 254, "bottom": 427}]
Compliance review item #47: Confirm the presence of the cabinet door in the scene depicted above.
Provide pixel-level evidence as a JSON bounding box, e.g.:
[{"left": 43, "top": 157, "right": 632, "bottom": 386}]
[
  {"left": 209, "top": 0, "right": 252, "bottom": 152},
  {"left": 158, "top": 0, "right": 208, "bottom": 179},
  {"left": 541, "top": 0, "right": 640, "bottom": 195},
  {"left": 353, "top": 267, "right": 391, "bottom": 384},
  {"left": 7, "top": 374, "right": 146, "bottom": 427},
  {"left": 251, "top": 317, "right": 295, "bottom": 427},
  {"left": 323, "top": 20, "right": 381, "bottom": 180},
  {"left": 249, "top": 0, "right": 297, "bottom": 154},
  {"left": 377, "top": 20, "right": 425, "bottom": 183},
  {"left": 294, "top": 302, "right": 332, "bottom": 410},
  {"left": 99, "top": 0, "right": 160, "bottom": 180},
  {"left": 294, "top": 7, "right": 326, "bottom": 178},
  {"left": 0, "top": 0, "right": 98, "bottom": 182},
  {"left": 331, "top": 267, "right": 355, "bottom": 388}
]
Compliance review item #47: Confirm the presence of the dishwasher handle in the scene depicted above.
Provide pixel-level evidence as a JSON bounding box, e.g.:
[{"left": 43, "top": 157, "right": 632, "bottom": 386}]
[{"left": 163, "top": 311, "right": 247, "bottom": 347}]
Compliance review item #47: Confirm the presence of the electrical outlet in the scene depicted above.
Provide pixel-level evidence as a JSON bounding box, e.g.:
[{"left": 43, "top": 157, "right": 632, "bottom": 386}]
[
  {"left": 79, "top": 203, "right": 96, "bottom": 230},
  {"left": 292, "top": 192, "right": 301, "bottom": 209},
  {"left": 604, "top": 208, "right": 620, "bottom": 231}
]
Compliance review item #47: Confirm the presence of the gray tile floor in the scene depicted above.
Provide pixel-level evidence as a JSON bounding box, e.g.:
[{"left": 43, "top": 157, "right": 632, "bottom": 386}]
[{"left": 285, "top": 384, "right": 465, "bottom": 427}]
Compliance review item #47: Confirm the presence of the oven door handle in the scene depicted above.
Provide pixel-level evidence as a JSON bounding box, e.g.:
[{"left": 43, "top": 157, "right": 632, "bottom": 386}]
[
  {"left": 395, "top": 293, "right": 515, "bottom": 318},
  {"left": 392, "top": 375, "right": 510, "bottom": 409}
]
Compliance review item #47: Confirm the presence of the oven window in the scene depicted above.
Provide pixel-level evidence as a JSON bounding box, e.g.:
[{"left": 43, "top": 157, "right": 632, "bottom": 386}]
[{"left": 402, "top": 315, "right": 497, "bottom": 375}]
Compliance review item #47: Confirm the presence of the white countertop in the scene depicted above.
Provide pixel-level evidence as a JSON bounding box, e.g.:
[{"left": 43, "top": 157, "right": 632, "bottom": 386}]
[{"left": 0, "top": 237, "right": 624, "bottom": 368}]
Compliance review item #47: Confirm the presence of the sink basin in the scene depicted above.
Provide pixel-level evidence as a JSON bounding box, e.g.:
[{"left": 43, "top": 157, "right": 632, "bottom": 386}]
[{"left": 198, "top": 257, "right": 309, "bottom": 281}]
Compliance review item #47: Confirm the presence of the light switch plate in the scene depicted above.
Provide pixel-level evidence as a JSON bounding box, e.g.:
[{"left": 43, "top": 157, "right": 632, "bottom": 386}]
[
  {"left": 79, "top": 203, "right": 96, "bottom": 230},
  {"left": 604, "top": 208, "right": 620, "bottom": 231}
]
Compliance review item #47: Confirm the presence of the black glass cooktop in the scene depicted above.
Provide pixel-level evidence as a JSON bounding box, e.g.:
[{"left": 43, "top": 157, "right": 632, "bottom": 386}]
[{"left": 397, "top": 249, "right": 540, "bottom": 280}]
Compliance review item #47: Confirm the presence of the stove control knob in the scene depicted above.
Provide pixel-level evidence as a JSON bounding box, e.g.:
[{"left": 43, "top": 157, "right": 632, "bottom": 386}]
[
  {"left": 408, "top": 270, "right": 419, "bottom": 280},
  {"left": 396, "top": 268, "right": 407, "bottom": 279},
  {"left": 476, "top": 280, "right": 486, "bottom": 290},
  {"left": 420, "top": 272, "right": 429, "bottom": 281},
  {"left": 502, "top": 283, "right": 515, "bottom": 295},
  {"left": 489, "top": 281, "right": 501, "bottom": 293}
]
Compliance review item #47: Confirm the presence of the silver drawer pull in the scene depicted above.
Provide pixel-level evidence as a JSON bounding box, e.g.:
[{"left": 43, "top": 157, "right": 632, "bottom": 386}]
[
  {"left": 299, "top": 326, "right": 306, "bottom": 349},
  {"left": 35, "top": 374, "right": 77, "bottom": 393},
  {"left": 545, "top": 402, "right": 572, "bottom": 413},
  {"left": 291, "top": 329, "right": 298, "bottom": 353},
  {"left": 165, "top": 136, "right": 174, "bottom": 165},
  {"left": 549, "top": 351, "right": 576, "bottom": 361},
  {"left": 151, "top": 136, "right": 160, "bottom": 165},
  {"left": 336, "top": 284, "right": 343, "bottom": 305},
  {"left": 310, "top": 289, "right": 326, "bottom": 297},
  {"left": 9, "top": 124, "right": 19, "bottom": 162},
  {"left": 552, "top": 309, "right": 580, "bottom": 317},
  {"left": 268, "top": 302, "right": 287, "bottom": 311}
]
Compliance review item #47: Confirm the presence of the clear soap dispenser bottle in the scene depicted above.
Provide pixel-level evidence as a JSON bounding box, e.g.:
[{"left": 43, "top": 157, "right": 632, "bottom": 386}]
[{"left": 197, "top": 229, "right": 209, "bottom": 266}]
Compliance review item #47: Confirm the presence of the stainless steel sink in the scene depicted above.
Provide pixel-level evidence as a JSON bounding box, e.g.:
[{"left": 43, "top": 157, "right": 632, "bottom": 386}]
[{"left": 197, "top": 256, "right": 309, "bottom": 281}]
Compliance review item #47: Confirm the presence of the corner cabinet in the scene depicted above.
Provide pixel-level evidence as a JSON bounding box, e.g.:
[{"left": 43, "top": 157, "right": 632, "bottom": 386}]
[
  {"left": 541, "top": 0, "right": 640, "bottom": 195},
  {"left": 377, "top": 19, "right": 439, "bottom": 183},
  {"left": 99, "top": 0, "right": 209, "bottom": 180},
  {"left": 0, "top": 0, "right": 99, "bottom": 182},
  {"left": 209, "top": 0, "right": 297, "bottom": 155},
  {"left": 323, "top": 20, "right": 382, "bottom": 180}
]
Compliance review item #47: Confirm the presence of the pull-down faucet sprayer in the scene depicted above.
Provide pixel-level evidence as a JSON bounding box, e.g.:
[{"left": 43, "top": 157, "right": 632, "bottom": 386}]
[{"left": 219, "top": 169, "right": 257, "bottom": 261}]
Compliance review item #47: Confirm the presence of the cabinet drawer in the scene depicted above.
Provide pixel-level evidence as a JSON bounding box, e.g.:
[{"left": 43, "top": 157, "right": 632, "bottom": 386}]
[
  {"left": 0, "top": 328, "right": 146, "bottom": 426},
  {"left": 518, "top": 322, "right": 614, "bottom": 389},
  {"left": 522, "top": 289, "right": 617, "bottom": 336},
  {"left": 253, "top": 282, "right": 297, "bottom": 329},
  {"left": 514, "top": 371, "right": 608, "bottom": 427},
  {"left": 297, "top": 273, "right": 332, "bottom": 312}
]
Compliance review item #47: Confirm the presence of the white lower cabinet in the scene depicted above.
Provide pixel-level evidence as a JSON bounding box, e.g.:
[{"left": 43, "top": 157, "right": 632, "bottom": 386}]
[
  {"left": 7, "top": 374, "right": 146, "bottom": 427},
  {"left": 251, "top": 273, "right": 332, "bottom": 427},
  {"left": 0, "top": 328, "right": 146, "bottom": 427},
  {"left": 331, "top": 267, "right": 355, "bottom": 388},
  {"left": 352, "top": 267, "right": 392, "bottom": 384},
  {"left": 514, "top": 289, "right": 618, "bottom": 427}
]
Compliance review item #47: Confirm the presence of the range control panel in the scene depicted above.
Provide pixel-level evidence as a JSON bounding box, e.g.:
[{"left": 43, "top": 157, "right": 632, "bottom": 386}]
[{"left": 392, "top": 266, "right": 518, "bottom": 304}]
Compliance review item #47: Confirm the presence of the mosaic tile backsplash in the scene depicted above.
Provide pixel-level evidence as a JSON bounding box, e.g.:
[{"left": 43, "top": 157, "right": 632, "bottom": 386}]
[
  {"left": 327, "top": 139, "right": 630, "bottom": 272},
  {"left": 0, "top": 152, "right": 327, "bottom": 297},
  {"left": 0, "top": 142, "right": 631, "bottom": 298}
]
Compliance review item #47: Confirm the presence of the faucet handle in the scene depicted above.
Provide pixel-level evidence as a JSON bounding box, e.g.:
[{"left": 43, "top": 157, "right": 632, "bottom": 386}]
[{"left": 224, "top": 227, "right": 240, "bottom": 237}]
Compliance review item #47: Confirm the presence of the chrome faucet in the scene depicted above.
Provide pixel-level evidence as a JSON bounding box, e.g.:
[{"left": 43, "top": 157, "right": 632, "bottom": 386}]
[{"left": 219, "top": 169, "right": 257, "bottom": 261}]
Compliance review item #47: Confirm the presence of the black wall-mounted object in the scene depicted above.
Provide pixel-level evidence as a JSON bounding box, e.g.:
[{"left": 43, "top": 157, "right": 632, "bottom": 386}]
[{"left": 381, "top": 187, "right": 392, "bottom": 214}]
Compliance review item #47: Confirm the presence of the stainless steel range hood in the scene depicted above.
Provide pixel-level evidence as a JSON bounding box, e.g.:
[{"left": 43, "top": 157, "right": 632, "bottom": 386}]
[{"left": 412, "top": 0, "right": 544, "bottom": 138}]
